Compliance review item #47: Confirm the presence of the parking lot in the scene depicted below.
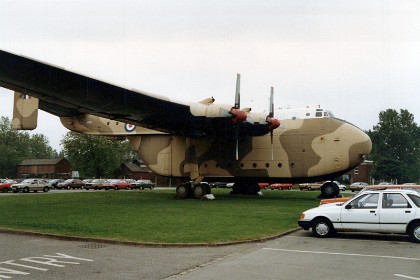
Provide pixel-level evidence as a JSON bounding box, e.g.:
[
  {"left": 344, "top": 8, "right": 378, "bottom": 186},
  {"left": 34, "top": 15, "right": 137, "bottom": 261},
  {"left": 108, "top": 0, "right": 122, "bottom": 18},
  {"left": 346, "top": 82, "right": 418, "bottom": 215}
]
[{"left": 0, "top": 229, "right": 418, "bottom": 279}]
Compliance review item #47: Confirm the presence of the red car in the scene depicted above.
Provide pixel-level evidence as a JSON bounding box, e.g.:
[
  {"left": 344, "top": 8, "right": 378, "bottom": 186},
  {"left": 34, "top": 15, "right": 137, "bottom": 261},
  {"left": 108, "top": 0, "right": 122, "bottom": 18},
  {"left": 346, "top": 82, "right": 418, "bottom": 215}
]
[
  {"left": 104, "top": 179, "right": 132, "bottom": 190},
  {"left": 0, "top": 179, "right": 16, "bottom": 192},
  {"left": 57, "top": 178, "right": 86, "bottom": 189},
  {"left": 269, "top": 183, "right": 293, "bottom": 190}
]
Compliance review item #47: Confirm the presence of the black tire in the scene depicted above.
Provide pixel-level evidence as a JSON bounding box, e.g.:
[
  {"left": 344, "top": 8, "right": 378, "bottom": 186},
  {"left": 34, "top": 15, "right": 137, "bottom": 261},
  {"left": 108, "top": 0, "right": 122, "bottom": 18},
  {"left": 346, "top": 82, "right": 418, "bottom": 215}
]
[
  {"left": 23, "top": 187, "right": 29, "bottom": 193},
  {"left": 321, "top": 182, "right": 340, "bottom": 198},
  {"left": 408, "top": 221, "right": 420, "bottom": 243},
  {"left": 312, "top": 218, "right": 336, "bottom": 238},
  {"left": 192, "top": 184, "right": 206, "bottom": 199},
  {"left": 176, "top": 183, "right": 191, "bottom": 199},
  {"left": 43, "top": 186, "right": 49, "bottom": 192},
  {"left": 2, "top": 188, "right": 8, "bottom": 193}
]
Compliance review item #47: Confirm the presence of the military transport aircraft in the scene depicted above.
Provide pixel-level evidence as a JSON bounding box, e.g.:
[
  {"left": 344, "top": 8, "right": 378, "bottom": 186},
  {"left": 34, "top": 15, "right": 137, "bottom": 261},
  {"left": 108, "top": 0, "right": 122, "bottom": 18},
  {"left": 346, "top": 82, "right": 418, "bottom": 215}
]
[{"left": 0, "top": 49, "right": 372, "bottom": 199}]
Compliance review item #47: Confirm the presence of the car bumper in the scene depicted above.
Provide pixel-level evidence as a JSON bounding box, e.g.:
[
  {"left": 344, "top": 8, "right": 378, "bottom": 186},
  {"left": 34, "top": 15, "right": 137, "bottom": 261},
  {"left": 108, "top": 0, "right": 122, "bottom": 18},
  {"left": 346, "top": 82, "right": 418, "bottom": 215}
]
[{"left": 298, "top": 220, "right": 311, "bottom": 230}]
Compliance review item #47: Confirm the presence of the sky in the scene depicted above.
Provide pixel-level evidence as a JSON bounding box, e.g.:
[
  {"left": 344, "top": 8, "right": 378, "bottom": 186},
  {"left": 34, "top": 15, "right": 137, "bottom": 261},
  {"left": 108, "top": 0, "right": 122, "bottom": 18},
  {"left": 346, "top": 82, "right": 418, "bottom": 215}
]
[{"left": 1, "top": 0, "right": 419, "bottom": 151}]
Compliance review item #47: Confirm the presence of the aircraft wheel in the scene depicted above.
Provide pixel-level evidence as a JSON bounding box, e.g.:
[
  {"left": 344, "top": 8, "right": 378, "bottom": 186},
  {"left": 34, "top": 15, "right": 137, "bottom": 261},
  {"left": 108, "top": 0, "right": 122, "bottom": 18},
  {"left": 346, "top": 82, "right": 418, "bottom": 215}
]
[
  {"left": 176, "top": 182, "right": 191, "bottom": 199},
  {"left": 321, "top": 182, "right": 339, "bottom": 198},
  {"left": 192, "top": 184, "right": 206, "bottom": 199}
]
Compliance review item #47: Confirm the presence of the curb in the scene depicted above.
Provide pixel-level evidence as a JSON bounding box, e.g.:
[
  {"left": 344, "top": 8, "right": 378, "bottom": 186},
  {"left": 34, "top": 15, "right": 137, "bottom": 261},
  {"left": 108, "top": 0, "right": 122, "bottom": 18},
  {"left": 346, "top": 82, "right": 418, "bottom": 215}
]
[{"left": 0, "top": 227, "right": 301, "bottom": 248}]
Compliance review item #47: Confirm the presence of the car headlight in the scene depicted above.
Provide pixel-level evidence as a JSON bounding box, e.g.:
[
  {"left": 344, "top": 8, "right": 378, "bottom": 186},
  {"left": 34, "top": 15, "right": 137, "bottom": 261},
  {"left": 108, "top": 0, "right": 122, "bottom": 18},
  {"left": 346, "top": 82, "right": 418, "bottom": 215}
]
[{"left": 300, "top": 213, "right": 305, "bottom": 219}]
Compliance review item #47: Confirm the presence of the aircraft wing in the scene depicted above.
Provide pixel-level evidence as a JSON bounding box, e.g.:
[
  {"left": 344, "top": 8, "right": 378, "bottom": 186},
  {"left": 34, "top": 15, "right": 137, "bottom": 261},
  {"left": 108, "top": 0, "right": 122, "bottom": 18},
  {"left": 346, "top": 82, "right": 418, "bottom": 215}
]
[{"left": 0, "top": 49, "right": 278, "bottom": 138}]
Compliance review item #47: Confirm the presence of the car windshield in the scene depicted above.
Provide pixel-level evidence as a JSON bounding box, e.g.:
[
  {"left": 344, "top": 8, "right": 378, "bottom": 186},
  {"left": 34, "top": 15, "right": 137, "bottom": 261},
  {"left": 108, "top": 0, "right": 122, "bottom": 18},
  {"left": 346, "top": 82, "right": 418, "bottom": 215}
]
[
  {"left": 21, "top": 179, "right": 32, "bottom": 183},
  {"left": 408, "top": 194, "right": 420, "bottom": 207}
]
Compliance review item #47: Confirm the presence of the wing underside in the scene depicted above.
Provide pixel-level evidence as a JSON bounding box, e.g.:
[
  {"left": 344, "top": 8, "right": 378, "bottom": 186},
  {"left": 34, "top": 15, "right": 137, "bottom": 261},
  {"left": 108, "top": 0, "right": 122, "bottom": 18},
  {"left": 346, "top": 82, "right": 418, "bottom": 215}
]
[{"left": 0, "top": 49, "right": 278, "bottom": 138}]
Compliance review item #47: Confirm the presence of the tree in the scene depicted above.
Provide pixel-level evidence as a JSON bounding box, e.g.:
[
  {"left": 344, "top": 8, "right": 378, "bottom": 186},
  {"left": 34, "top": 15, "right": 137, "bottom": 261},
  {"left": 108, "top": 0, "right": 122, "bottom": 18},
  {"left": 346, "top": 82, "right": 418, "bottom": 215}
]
[
  {"left": 61, "top": 132, "right": 136, "bottom": 178},
  {"left": 0, "top": 116, "right": 57, "bottom": 177},
  {"left": 367, "top": 109, "right": 420, "bottom": 183}
]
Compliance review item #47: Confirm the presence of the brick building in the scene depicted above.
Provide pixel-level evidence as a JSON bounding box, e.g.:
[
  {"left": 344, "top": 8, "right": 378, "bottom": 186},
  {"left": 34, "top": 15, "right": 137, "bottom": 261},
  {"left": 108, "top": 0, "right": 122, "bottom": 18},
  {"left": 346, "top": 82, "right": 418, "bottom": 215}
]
[
  {"left": 17, "top": 158, "right": 72, "bottom": 179},
  {"left": 346, "top": 160, "right": 374, "bottom": 184}
]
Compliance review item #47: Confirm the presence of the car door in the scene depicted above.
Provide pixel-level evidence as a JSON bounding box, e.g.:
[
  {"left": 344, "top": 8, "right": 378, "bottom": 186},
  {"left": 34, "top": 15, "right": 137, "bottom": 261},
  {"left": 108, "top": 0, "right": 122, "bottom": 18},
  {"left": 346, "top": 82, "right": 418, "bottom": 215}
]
[
  {"left": 340, "top": 193, "right": 380, "bottom": 231},
  {"left": 379, "top": 193, "right": 416, "bottom": 233}
]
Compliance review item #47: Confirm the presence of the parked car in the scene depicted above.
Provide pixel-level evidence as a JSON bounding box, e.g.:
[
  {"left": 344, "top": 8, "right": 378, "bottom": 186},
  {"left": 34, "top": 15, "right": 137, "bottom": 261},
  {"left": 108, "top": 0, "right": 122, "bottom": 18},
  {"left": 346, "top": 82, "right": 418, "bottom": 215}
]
[
  {"left": 85, "top": 179, "right": 108, "bottom": 190},
  {"left": 269, "top": 183, "right": 293, "bottom": 190},
  {"left": 0, "top": 179, "right": 16, "bottom": 192},
  {"left": 136, "top": 179, "right": 155, "bottom": 190},
  {"left": 50, "top": 179, "right": 65, "bottom": 189},
  {"left": 298, "top": 189, "right": 420, "bottom": 243},
  {"left": 11, "top": 179, "right": 51, "bottom": 193},
  {"left": 124, "top": 179, "right": 138, "bottom": 189},
  {"left": 299, "top": 182, "right": 322, "bottom": 191},
  {"left": 349, "top": 182, "right": 368, "bottom": 192},
  {"left": 57, "top": 178, "right": 86, "bottom": 189},
  {"left": 104, "top": 179, "right": 132, "bottom": 190}
]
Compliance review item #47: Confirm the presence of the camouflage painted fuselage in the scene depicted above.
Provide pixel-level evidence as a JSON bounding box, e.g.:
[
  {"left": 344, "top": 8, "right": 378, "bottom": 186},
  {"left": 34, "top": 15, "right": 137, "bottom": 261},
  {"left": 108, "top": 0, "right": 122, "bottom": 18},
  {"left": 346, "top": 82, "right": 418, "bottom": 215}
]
[{"left": 61, "top": 114, "right": 372, "bottom": 183}]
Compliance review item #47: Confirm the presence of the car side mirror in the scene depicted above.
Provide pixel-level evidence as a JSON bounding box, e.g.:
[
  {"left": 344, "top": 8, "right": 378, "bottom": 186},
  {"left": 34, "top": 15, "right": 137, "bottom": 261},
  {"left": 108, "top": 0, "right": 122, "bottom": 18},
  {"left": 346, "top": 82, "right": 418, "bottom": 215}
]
[{"left": 345, "top": 204, "right": 352, "bottom": 209}]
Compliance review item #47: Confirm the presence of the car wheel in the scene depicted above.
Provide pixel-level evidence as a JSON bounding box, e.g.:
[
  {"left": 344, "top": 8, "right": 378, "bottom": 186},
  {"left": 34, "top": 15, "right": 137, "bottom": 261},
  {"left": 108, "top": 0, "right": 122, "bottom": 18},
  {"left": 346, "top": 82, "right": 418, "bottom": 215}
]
[
  {"left": 312, "top": 218, "right": 335, "bottom": 238},
  {"left": 43, "top": 186, "right": 49, "bottom": 192},
  {"left": 408, "top": 221, "right": 420, "bottom": 243},
  {"left": 23, "top": 187, "right": 29, "bottom": 193},
  {"left": 288, "top": 186, "right": 292, "bottom": 190},
  {"left": 2, "top": 188, "right": 8, "bottom": 193}
]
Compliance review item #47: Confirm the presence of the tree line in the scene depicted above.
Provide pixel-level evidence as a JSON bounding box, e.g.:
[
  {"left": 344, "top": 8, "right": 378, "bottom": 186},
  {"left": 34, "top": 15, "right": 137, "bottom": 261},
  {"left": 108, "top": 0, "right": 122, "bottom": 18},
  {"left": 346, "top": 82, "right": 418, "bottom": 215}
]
[{"left": 0, "top": 109, "right": 419, "bottom": 182}]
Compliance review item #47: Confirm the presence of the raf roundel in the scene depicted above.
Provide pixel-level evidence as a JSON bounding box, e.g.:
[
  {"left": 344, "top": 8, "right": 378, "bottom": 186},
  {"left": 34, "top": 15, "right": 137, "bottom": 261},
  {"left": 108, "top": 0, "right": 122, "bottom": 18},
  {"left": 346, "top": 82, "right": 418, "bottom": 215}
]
[{"left": 124, "top": 123, "right": 136, "bottom": 133}]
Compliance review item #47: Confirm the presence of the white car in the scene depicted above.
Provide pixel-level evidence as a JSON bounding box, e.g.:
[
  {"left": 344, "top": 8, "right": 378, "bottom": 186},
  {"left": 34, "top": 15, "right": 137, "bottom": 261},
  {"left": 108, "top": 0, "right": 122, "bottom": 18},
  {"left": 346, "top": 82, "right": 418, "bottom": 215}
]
[{"left": 298, "top": 189, "right": 420, "bottom": 243}]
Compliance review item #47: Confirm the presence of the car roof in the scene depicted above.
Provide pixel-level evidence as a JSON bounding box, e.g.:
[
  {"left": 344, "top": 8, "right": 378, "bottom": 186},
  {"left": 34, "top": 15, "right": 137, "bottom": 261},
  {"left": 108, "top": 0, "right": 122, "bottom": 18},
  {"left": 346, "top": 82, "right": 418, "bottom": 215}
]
[{"left": 363, "top": 188, "right": 419, "bottom": 195}]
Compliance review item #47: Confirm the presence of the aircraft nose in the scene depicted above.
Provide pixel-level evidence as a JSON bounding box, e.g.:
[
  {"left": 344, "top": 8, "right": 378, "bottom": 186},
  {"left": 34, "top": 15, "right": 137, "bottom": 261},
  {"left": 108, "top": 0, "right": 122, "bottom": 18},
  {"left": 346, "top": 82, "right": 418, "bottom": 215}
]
[{"left": 348, "top": 124, "right": 372, "bottom": 166}]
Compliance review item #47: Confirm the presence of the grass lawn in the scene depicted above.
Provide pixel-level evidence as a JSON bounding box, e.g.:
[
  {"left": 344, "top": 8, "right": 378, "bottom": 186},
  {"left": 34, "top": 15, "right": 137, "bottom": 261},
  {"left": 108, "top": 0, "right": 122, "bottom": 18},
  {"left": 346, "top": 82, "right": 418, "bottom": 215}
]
[{"left": 0, "top": 189, "right": 323, "bottom": 244}]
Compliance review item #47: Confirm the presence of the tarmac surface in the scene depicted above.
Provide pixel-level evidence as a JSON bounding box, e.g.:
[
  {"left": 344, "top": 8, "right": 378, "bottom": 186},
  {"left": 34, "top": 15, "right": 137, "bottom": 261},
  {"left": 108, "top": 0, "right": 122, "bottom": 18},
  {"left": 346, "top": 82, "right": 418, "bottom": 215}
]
[{"left": 0, "top": 229, "right": 419, "bottom": 280}]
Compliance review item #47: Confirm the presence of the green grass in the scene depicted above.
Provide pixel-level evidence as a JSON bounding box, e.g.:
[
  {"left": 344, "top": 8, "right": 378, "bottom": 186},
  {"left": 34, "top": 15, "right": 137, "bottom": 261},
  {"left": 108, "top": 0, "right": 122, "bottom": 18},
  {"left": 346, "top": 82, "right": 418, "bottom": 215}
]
[{"left": 0, "top": 189, "right": 321, "bottom": 243}]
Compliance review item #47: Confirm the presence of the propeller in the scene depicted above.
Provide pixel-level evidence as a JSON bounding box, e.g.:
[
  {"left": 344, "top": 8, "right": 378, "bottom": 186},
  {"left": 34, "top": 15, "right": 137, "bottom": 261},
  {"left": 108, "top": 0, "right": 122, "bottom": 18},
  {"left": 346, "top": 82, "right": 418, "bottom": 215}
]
[
  {"left": 269, "top": 87, "right": 275, "bottom": 160},
  {"left": 234, "top": 74, "right": 241, "bottom": 160}
]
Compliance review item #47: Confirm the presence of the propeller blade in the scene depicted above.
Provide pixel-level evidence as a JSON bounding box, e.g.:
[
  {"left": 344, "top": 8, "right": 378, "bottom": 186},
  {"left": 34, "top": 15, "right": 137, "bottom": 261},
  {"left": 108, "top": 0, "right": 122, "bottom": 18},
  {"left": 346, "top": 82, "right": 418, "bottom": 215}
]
[
  {"left": 269, "top": 86, "right": 274, "bottom": 118},
  {"left": 270, "top": 87, "right": 274, "bottom": 160},
  {"left": 235, "top": 73, "right": 241, "bottom": 109}
]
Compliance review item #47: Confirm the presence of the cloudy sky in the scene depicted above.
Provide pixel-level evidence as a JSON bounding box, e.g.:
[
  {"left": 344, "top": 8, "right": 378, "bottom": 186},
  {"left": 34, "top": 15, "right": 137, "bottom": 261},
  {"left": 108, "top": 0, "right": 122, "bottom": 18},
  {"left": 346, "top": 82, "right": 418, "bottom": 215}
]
[{"left": 1, "top": 0, "right": 419, "bottom": 151}]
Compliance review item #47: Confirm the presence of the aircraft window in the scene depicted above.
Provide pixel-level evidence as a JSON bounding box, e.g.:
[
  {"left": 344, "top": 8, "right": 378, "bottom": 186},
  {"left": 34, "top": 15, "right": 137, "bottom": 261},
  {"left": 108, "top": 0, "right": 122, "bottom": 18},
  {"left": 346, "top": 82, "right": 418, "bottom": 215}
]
[
  {"left": 265, "top": 163, "right": 270, "bottom": 168},
  {"left": 315, "top": 112, "right": 322, "bottom": 117},
  {"left": 253, "top": 163, "right": 257, "bottom": 168},
  {"left": 290, "top": 163, "right": 295, "bottom": 168},
  {"left": 306, "top": 113, "right": 310, "bottom": 116},
  {"left": 292, "top": 116, "right": 296, "bottom": 120},
  {"left": 278, "top": 163, "right": 282, "bottom": 168}
]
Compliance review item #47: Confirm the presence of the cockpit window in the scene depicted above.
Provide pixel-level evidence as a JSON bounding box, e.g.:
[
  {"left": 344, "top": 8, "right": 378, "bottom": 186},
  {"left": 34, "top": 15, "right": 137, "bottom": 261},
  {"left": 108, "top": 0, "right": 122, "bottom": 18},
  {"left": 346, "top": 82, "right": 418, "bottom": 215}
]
[{"left": 315, "top": 112, "right": 323, "bottom": 117}]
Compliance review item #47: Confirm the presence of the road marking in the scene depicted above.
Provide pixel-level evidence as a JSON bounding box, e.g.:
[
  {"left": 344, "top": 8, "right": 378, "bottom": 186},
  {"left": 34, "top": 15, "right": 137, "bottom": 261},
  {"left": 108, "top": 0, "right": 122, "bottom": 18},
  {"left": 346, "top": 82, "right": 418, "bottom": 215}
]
[
  {"left": 395, "top": 274, "right": 420, "bottom": 280},
  {"left": 263, "top": 248, "right": 420, "bottom": 261}
]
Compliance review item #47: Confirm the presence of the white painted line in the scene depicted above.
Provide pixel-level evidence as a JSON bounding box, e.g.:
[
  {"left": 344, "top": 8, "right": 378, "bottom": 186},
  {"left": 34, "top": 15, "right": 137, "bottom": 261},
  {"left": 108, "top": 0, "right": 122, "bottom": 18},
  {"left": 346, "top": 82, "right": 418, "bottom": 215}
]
[
  {"left": 263, "top": 248, "right": 420, "bottom": 261},
  {"left": 394, "top": 274, "right": 420, "bottom": 280}
]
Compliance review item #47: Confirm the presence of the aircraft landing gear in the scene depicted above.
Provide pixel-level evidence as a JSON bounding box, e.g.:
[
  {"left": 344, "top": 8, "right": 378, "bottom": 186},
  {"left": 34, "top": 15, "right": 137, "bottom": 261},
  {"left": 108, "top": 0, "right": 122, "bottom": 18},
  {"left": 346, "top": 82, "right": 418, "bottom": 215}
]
[
  {"left": 176, "top": 182, "right": 211, "bottom": 199},
  {"left": 230, "top": 180, "right": 260, "bottom": 195},
  {"left": 320, "top": 181, "right": 340, "bottom": 198}
]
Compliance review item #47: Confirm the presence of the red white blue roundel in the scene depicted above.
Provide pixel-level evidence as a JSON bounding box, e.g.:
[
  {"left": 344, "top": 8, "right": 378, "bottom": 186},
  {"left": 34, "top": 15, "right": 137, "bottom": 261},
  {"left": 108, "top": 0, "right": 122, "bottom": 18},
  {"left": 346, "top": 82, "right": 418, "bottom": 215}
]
[{"left": 124, "top": 123, "right": 136, "bottom": 132}]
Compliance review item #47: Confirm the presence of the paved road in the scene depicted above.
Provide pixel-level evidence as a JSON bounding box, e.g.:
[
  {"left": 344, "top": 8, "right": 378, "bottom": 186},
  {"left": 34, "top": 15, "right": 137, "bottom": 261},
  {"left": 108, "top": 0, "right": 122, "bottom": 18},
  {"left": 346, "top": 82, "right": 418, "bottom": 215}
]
[{"left": 0, "top": 230, "right": 419, "bottom": 280}]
